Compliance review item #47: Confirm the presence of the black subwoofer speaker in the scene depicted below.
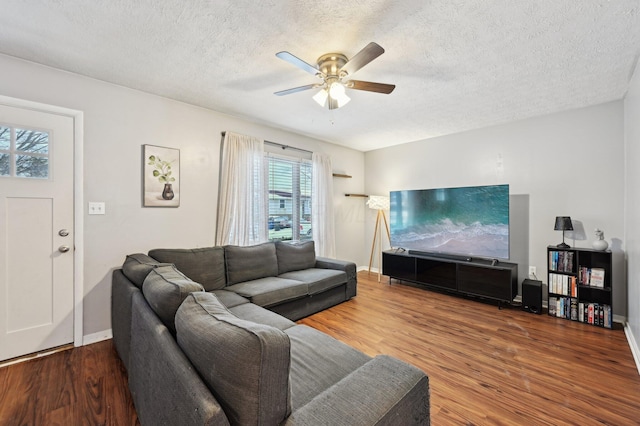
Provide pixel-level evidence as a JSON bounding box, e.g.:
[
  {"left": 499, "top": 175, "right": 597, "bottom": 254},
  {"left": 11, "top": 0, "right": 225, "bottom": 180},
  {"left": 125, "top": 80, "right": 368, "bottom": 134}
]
[{"left": 522, "top": 279, "right": 543, "bottom": 314}]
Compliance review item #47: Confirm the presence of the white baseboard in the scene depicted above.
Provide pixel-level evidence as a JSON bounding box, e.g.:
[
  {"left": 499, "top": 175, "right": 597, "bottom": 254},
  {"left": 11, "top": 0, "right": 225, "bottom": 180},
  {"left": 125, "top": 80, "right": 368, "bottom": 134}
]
[
  {"left": 82, "top": 329, "right": 112, "bottom": 346},
  {"left": 624, "top": 323, "right": 640, "bottom": 375}
]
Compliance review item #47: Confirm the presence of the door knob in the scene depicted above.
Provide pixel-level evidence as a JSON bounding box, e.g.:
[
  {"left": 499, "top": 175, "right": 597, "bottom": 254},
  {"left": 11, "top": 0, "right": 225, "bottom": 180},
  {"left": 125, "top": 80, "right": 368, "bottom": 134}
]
[{"left": 58, "top": 245, "right": 70, "bottom": 253}]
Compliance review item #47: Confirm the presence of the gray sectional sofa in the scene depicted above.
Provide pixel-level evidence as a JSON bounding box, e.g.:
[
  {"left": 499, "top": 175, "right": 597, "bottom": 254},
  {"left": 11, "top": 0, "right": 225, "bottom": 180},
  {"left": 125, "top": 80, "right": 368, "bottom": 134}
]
[{"left": 111, "top": 240, "right": 430, "bottom": 425}]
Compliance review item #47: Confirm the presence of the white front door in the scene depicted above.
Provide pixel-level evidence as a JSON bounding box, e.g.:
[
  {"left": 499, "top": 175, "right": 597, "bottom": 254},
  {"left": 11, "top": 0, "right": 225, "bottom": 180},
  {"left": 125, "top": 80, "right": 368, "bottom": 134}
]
[{"left": 0, "top": 104, "right": 74, "bottom": 362}]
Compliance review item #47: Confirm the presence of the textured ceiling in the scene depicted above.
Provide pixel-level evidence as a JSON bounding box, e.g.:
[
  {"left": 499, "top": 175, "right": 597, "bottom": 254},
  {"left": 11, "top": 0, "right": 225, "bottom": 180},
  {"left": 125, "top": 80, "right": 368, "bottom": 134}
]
[{"left": 1, "top": 1, "right": 640, "bottom": 151}]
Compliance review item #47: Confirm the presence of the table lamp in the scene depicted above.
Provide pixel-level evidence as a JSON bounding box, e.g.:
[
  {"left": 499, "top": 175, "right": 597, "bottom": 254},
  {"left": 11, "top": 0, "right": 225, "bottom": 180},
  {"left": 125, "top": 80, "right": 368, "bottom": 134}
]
[{"left": 554, "top": 216, "right": 573, "bottom": 248}]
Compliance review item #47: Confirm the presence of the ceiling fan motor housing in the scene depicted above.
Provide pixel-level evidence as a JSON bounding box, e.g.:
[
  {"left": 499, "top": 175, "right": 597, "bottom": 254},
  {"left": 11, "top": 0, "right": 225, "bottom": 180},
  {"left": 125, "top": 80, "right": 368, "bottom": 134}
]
[{"left": 316, "top": 53, "right": 348, "bottom": 79}]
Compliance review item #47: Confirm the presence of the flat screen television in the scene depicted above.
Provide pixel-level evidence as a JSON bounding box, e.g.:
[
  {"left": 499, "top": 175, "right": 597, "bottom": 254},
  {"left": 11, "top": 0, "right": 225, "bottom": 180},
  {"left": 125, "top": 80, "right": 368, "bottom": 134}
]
[{"left": 390, "top": 184, "right": 509, "bottom": 260}]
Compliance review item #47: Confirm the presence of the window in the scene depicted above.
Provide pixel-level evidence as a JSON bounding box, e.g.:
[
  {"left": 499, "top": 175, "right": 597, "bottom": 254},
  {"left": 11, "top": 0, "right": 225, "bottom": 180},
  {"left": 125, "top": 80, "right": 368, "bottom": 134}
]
[
  {"left": 266, "top": 153, "right": 312, "bottom": 242},
  {"left": 0, "top": 125, "right": 50, "bottom": 179}
]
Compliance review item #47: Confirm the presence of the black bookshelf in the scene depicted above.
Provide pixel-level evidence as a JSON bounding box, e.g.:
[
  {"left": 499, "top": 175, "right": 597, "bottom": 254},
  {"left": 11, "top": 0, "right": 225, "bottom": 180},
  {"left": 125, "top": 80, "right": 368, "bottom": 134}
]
[
  {"left": 547, "top": 246, "right": 613, "bottom": 328},
  {"left": 382, "top": 250, "right": 518, "bottom": 304}
]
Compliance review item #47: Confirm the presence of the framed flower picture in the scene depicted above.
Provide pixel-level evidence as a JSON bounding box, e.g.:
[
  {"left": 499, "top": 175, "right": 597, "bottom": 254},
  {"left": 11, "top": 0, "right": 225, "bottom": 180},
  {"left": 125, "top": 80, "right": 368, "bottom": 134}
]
[{"left": 143, "top": 144, "right": 180, "bottom": 207}]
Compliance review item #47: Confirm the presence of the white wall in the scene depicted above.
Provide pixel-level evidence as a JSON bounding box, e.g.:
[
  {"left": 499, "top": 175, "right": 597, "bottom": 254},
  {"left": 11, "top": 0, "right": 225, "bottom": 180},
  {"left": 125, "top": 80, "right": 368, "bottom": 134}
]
[
  {"left": 0, "top": 54, "right": 366, "bottom": 336},
  {"left": 624, "top": 57, "right": 640, "bottom": 369},
  {"left": 365, "top": 101, "right": 626, "bottom": 317}
]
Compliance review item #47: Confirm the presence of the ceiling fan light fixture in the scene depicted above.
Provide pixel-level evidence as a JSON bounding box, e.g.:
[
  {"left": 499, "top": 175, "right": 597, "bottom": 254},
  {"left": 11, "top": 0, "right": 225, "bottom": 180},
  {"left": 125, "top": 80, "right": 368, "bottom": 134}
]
[
  {"left": 328, "top": 81, "right": 345, "bottom": 98},
  {"left": 334, "top": 91, "right": 351, "bottom": 108},
  {"left": 327, "top": 82, "right": 349, "bottom": 107},
  {"left": 312, "top": 88, "right": 328, "bottom": 107}
]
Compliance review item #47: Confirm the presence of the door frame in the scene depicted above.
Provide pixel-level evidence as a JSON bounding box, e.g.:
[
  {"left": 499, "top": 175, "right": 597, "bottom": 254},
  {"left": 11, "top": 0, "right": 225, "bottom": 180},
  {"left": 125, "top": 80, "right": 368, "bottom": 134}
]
[{"left": 0, "top": 94, "right": 84, "bottom": 348}]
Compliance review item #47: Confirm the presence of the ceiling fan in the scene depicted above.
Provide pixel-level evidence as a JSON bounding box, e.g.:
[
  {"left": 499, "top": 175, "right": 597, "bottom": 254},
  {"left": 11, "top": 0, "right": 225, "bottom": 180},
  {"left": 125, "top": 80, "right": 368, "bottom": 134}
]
[{"left": 274, "top": 42, "right": 395, "bottom": 110}]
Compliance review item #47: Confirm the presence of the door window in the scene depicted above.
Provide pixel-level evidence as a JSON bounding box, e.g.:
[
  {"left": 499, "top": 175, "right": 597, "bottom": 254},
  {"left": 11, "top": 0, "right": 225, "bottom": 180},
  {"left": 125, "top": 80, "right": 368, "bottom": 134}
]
[{"left": 0, "top": 125, "right": 50, "bottom": 179}]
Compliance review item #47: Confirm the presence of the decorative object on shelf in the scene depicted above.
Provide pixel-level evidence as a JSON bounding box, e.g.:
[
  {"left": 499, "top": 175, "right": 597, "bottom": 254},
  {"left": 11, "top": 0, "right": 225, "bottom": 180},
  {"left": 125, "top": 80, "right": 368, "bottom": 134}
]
[
  {"left": 143, "top": 145, "right": 180, "bottom": 207},
  {"left": 554, "top": 216, "right": 573, "bottom": 248},
  {"left": 367, "top": 195, "right": 391, "bottom": 282},
  {"left": 592, "top": 228, "right": 609, "bottom": 251}
]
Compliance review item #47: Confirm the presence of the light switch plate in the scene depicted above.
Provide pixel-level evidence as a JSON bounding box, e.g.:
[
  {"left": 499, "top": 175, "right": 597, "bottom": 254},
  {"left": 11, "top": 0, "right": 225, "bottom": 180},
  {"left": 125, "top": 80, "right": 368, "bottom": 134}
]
[{"left": 88, "top": 202, "right": 105, "bottom": 215}]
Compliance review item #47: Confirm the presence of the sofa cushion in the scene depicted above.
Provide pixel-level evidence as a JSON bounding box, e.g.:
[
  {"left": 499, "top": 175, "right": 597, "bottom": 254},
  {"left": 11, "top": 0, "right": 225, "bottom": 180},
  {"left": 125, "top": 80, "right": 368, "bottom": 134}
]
[
  {"left": 275, "top": 240, "right": 316, "bottom": 274},
  {"left": 229, "top": 303, "right": 296, "bottom": 331},
  {"left": 175, "top": 292, "right": 291, "bottom": 426},
  {"left": 142, "top": 265, "right": 204, "bottom": 334},
  {"left": 224, "top": 242, "right": 278, "bottom": 285},
  {"left": 148, "top": 247, "right": 226, "bottom": 291},
  {"left": 226, "top": 277, "right": 308, "bottom": 307},
  {"left": 279, "top": 268, "right": 346, "bottom": 295},
  {"left": 210, "top": 289, "right": 250, "bottom": 308},
  {"left": 122, "top": 253, "right": 172, "bottom": 288},
  {"left": 285, "top": 324, "right": 371, "bottom": 410}
]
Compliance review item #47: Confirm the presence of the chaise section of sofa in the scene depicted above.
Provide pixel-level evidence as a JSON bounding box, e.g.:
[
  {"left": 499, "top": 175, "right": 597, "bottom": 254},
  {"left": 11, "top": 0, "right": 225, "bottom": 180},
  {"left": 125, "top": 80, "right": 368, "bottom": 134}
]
[{"left": 175, "top": 292, "right": 430, "bottom": 426}]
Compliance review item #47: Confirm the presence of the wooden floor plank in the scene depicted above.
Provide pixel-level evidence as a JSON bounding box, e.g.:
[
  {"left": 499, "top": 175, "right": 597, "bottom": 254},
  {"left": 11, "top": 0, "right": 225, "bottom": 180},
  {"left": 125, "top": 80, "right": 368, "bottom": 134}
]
[{"left": 0, "top": 271, "right": 639, "bottom": 425}]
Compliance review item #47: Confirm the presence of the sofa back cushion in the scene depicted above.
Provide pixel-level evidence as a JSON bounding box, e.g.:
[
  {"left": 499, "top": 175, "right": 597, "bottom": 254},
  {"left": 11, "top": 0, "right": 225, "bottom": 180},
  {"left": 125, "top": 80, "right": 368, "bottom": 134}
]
[
  {"left": 122, "top": 253, "right": 172, "bottom": 288},
  {"left": 176, "top": 292, "right": 291, "bottom": 425},
  {"left": 275, "top": 240, "right": 316, "bottom": 275},
  {"left": 142, "top": 265, "right": 204, "bottom": 334},
  {"left": 148, "top": 247, "right": 226, "bottom": 291},
  {"left": 224, "top": 242, "right": 278, "bottom": 285}
]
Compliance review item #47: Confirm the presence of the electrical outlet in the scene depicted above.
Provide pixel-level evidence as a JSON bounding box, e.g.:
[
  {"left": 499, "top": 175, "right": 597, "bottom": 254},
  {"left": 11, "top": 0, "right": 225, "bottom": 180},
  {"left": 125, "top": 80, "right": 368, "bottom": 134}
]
[
  {"left": 529, "top": 266, "right": 537, "bottom": 277},
  {"left": 88, "top": 202, "right": 105, "bottom": 215}
]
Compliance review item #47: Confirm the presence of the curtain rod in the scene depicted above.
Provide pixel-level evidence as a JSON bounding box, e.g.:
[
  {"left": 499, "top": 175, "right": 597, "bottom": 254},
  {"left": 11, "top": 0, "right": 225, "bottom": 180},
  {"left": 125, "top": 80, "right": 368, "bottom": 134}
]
[{"left": 221, "top": 131, "right": 313, "bottom": 155}]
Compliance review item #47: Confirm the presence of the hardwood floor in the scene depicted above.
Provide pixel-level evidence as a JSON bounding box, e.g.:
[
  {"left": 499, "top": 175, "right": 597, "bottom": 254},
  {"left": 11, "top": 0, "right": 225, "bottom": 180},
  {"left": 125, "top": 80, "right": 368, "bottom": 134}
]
[
  {"left": 1, "top": 271, "right": 639, "bottom": 425},
  {"left": 0, "top": 339, "right": 139, "bottom": 425},
  {"left": 300, "top": 273, "right": 640, "bottom": 425}
]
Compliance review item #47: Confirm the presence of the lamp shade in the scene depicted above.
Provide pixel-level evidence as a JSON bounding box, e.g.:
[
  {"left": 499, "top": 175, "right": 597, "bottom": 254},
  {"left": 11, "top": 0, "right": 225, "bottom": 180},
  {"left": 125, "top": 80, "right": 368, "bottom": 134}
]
[
  {"left": 313, "top": 88, "right": 328, "bottom": 107},
  {"left": 367, "top": 195, "right": 390, "bottom": 210},
  {"left": 554, "top": 216, "right": 573, "bottom": 231}
]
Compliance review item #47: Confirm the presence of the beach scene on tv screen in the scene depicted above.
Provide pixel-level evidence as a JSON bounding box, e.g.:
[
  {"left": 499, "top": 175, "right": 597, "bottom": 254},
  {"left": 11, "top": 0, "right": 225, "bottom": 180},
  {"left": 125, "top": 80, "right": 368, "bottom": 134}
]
[{"left": 390, "top": 184, "right": 509, "bottom": 259}]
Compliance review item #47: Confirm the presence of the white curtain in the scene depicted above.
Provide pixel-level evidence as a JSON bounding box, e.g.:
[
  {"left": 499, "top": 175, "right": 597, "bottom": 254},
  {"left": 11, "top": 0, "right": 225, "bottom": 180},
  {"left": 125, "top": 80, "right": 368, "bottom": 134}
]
[
  {"left": 215, "top": 132, "right": 268, "bottom": 246},
  {"left": 312, "top": 152, "right": 336, "bottom": 258}
]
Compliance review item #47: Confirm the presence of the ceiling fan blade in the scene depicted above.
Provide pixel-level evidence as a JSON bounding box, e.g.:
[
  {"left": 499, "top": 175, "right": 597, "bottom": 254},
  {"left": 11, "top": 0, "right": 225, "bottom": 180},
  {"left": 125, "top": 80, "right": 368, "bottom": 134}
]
[
  {"left": 274, "top": 84, "right": 320, "bottom": 96},
  {"left": 348, "top": 80, "right": 396, "bottom": 94},
  {"left": 276, "top": 51, "right": 321, "bottom": 76},
  {"left": 340, "top": 42, "right": 385, "bottom": 76}
]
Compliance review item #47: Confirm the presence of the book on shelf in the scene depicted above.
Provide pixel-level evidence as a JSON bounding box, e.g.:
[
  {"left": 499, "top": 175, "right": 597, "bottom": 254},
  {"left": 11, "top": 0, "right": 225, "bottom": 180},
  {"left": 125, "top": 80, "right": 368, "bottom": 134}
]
[
  {"left": 604, "top": 305, "right": 612, "bottom": 328},
  {"left": 548, "top": 250, "right": 574, "bottom": 272},
  {"left": 548, "top": 296, "right": 577, "bottom": 320},
  {"left": 579, "top": 266, "right": 588, "bottom": 285},
  {"left": 547, "top": 273, "right": 577, "bottom": 296},
  {"left": 590, "top": 268, "right": 605, "bottom": 288},
  {"left": 578, "top": 266, "right": 606, "bottom": 288},
  {"left": 579, "top": 302, "right": 584, "bottom": 322},
  {"left": 548, "top": 296, "right": 556, "bottom": 317},
  {"left": 570, "top": 299, "right": 578, "bottom": 321},
  {"left": 579, "top": 303, "right": 612, "bottom": 328}
]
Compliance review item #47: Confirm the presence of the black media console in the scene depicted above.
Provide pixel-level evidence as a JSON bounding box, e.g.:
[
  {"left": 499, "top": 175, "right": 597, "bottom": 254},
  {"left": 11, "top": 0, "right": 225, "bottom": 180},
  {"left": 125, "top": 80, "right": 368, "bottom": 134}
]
[{"left": 382, "top": 250, "right": 518, "bottom": 304}]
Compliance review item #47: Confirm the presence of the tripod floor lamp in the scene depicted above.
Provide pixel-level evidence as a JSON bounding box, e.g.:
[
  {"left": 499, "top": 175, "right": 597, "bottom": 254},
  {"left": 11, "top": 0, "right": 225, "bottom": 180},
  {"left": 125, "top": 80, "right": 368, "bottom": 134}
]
[{"left": 367, "top": 195, "right": 391, "bottom": 282}]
